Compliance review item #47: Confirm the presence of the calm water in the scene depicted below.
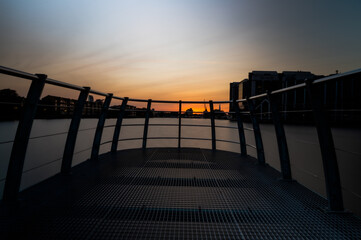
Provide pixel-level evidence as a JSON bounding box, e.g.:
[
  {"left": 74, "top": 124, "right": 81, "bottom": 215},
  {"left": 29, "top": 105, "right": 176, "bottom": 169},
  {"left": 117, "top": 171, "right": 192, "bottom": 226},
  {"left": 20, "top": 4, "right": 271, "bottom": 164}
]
[
  {"left": 0, "top": 118, "right": 360, "bottom": 216},
  {"left": 0, "top": 118, "right": 254, "bottom": 193}
]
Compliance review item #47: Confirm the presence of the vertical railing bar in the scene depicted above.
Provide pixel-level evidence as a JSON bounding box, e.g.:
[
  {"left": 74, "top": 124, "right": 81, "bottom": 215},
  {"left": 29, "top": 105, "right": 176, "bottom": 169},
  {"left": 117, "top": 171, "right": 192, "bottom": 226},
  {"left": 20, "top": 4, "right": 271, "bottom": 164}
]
[
  {"left": 283, "top": 80, "right": 288, "bottom": 121},
  {"left": 178, "top": 100, "right": 182, "bottom": 149},
  {"left": 90, "top": 94, "right": 113, "bottom": 161},
  {"left": 334, "top": 80, "right": 338, "bottom": 122},
  {"left": 305, "top": 79, "right": 344, "bottom": 211},
  {"left": 3, "top": 74, "right": 47, "bottom": 203},
  {"left": 267, "top": 91, "right": 292, "bottom": 180},
  {"left": 247, "top": 98, "right": 265, "bottom": 165},
  {"left": 142, "top": 99, "right": 152, "bottom": 149},
  {"left": 61, "top": 87, "right": 90, "bottom": 174},
  {"left": 111, "top": 97, "right": 128, "bottom": 153},
  {"left": 233, "top": 88, "right": 247, "bottom": 156},
  {"left": 209, "top": 100, "right": 216, "bottom": 151}
]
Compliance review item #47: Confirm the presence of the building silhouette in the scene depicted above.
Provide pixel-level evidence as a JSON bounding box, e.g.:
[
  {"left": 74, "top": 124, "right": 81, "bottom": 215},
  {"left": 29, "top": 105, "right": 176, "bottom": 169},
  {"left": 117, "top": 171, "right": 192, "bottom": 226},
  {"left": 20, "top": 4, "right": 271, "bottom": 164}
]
[
  {"left": 0, "top": 91, "right": 108, "bottom": 119},
  {"left": 40, "top": 95, "right": 103, "bottom": 118},
  {"left": 185, "top": 108, "right": 193, "bottom": 117},
  {"left": 229, "top": 82, "right": 240, "bottom": 113},
  {"left": 230, "top": 70, "right": 361, "bottom": 125},
  {"left": 40, "top": 95, "right": 76, "bottom": 117}
]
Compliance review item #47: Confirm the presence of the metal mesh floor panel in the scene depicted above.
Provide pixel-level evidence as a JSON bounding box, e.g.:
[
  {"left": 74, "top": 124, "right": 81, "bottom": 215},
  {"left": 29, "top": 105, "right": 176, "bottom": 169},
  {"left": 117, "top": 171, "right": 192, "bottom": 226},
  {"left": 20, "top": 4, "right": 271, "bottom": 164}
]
[{"left": 1, "top": 148, "right": 361, "bottom": 239}]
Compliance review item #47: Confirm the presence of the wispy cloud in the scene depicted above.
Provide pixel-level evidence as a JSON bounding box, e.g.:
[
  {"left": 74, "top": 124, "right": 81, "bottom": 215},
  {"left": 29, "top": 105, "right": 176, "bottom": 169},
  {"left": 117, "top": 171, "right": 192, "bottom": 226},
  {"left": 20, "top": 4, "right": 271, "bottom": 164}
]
[{"left": 1, "top": 0, "right": 361, "bottom": 101}]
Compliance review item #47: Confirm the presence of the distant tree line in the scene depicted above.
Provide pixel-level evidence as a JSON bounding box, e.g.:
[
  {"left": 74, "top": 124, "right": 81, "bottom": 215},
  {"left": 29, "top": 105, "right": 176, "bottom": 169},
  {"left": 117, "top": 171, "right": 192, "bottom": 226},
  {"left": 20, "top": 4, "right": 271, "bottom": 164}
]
[{"left": 0, "top": 89, "right": 147, "bottom": 120}]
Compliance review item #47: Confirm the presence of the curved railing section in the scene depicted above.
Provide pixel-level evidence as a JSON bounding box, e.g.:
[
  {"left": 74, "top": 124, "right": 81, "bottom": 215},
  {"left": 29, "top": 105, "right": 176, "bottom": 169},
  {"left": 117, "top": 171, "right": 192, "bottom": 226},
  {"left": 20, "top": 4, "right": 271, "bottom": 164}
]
[{"left": 1, "top": 65, "right": 361, "bottom": 213}]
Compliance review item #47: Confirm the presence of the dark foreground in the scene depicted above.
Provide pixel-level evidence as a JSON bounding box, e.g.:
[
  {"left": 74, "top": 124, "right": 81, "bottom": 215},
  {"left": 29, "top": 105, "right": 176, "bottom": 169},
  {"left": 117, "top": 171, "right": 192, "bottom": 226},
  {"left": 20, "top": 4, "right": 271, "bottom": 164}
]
[{"left": 1, "top": 148, "right": 361, "bottom": 239}]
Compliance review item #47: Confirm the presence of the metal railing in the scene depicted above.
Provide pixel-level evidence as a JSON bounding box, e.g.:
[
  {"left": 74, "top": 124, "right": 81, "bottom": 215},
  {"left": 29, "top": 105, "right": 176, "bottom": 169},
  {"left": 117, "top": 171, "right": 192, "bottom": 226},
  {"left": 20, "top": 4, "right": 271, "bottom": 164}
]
[{"left": 1, "top": 65, "right": 361, "bottom": 213}]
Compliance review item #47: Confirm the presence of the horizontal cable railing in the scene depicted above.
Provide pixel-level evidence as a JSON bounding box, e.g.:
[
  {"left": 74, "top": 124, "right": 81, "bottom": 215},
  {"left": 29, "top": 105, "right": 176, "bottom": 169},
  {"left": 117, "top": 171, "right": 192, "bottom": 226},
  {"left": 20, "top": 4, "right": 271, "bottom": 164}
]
[
  {"left": 121, "top": 123, "right": 145, "bottom": 127},
  {"left": 1, "top": 65, "right": 361, "bottom": 212},
  {"left": 0, "top": 140, "right": 14, "bottom": 144},
  {"left": 215, "top": 139, "right": 240, "bottom": 144},
  {"left": 22, "top": 157, "right": 63, "bottom": 175},
  {"left": 117, "top": 137, "right": 144, "bottom": 142},
  {"left": 78, "top": 127, "right": 97, "bottom": 132},
  {"left": 28, "top": 131, "right": 68, "bottom": 140},
  {"left": 103, "top": 124, "right": 116, "bottom": 128},
  {"left": 246, "top": 143, "right": 257, "bottom": 149}
]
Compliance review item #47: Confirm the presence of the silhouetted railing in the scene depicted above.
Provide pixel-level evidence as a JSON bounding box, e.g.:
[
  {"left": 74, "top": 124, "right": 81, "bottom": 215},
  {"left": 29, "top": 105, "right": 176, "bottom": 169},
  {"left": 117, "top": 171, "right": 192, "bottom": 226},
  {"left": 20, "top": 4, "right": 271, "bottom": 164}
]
[{"left": 1, "top": 65, "right": 361, "bottom": 212}]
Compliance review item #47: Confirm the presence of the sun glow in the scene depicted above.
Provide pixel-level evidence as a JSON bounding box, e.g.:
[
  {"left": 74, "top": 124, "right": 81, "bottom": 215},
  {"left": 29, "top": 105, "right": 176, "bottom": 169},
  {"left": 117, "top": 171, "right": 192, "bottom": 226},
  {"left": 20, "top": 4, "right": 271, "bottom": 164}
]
[{"left": 1, "top": 0, "right": 360, "bottom": 103}]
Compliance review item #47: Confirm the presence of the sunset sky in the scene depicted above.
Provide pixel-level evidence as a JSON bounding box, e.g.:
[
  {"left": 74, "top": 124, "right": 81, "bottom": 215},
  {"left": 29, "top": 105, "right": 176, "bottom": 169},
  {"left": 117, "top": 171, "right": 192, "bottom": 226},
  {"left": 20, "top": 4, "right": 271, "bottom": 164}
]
[{"left": 1, "top": 0, "right": 361, "bottom": 108}]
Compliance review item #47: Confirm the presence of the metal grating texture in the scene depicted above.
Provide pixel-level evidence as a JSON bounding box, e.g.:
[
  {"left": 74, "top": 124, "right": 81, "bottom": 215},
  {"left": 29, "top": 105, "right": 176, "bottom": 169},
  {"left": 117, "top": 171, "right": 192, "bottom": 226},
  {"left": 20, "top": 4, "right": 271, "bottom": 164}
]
[{"left": 1, "top": 148, "right": 361, "bottom": 239}]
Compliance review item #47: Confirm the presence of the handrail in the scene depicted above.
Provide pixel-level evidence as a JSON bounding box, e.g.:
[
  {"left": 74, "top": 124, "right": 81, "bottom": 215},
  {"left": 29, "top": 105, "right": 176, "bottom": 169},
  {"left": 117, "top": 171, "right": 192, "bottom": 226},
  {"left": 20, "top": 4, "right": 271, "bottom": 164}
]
[
  {"left": 89, "top": 89, "right": 109, "bottom": 97},
  {"left": 313, "top": 68, "right": 361, "bottom": 84},
  {"left": 46, "top": 77, "right": 85, "bottom": 91},
  {"left": 1, "top": 65, "right": 360, "bottom": 104},
  {"left": 0, "top": 66, "right": 39, "bottom": 81},
  {"left": 112, "top": 96, "right": 125, "bottom": 101}
]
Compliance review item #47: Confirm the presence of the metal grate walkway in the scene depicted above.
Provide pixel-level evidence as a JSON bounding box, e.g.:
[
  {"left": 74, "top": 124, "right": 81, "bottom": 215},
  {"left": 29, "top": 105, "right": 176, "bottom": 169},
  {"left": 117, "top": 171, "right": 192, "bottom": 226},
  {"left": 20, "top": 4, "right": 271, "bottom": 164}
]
[{"left": 1, "top": 148, "right": 361, "bottom": 239}]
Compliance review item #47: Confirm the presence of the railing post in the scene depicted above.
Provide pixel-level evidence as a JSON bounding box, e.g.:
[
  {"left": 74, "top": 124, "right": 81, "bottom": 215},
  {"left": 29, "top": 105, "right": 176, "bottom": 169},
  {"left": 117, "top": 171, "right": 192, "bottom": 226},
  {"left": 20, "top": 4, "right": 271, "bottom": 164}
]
[
  {"left": 268, "top": 92, "right": 292, "bottom": 180},
  {"left": 61, "top": 87, "right": 90, "bottom": 174},
  {"left": 90, "top": 94, "right": 113, "bottom": 161},
  {"left": 305, "top": 79, "right": 344, "bottom": 211},
  {"left": 233, "top": 99, "right": 247, "bottom": 156},
  {"left": 209, "top": 100, "right": 216, "bottom": 151},
  {"left": 3, "top": 74, "right": 46, "bottom": 203},
  {"left": 247, "top": 98, "right": 265, "bottom": 165},
  {"left": 111, "top": 97, "right": 128, "bottom": 153},
  {"left": 178, "top": 100, "right": 182, "bottom": 149},
  {"left": 142, "top": 99, "right": 152, "bottom": 150}
]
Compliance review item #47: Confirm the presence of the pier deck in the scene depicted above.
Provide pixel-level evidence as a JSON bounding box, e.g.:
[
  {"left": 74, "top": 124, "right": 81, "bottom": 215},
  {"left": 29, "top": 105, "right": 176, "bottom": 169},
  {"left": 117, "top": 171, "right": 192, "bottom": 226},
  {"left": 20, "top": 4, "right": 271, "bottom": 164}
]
[{"left": 1, "top": 148, "right": 361, "bottom": 239}]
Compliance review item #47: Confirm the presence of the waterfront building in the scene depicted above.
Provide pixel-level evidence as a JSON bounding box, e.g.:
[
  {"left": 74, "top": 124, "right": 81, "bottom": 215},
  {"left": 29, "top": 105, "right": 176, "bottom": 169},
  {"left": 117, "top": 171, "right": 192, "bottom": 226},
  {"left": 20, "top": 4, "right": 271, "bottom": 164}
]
[
  {"left": 185, "top": 108, "right": 193, "bottom": 117},
  {"left": 281, "top": 71, "right": 318, "bottom": 121},
  {"left": 229, "top": 82, "right": 240, "bottom": 113},
  {"left": 41, "top": 95, "right": 76, "bottom": 117},
  {"left": 230, "top": 70, "right": 361, "bottom": 125},
  {"left": 41, "top": 95, "right": 102, "bottom": 118},
  {"left": 250, "top": 71, "right": 279, "bottom": 120}
]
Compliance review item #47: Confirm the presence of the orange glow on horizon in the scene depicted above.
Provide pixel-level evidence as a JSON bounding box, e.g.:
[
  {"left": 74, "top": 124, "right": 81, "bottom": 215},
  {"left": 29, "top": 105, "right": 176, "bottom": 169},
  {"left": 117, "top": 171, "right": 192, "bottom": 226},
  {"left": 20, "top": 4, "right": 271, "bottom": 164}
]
[{"left": 125, "top": 102, "right": 230, "bottom": 113}]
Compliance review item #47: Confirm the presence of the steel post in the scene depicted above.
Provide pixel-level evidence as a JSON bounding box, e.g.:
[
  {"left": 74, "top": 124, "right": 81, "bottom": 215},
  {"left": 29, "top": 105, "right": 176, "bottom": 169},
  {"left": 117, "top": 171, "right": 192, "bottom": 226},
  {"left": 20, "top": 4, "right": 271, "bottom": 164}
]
[
  {"left": 90, "top": 94, "right": 113, "bottom": 161},
  {"left": 305, "top": 79, "right": 344, "bottom": 211},
  {"left": 61, "top": 87, "right": 90, "bottom": 174},
  {"left": 209, "top": 100, "right": 216, "bottom": 151},
  {"left": 233, "top": 93, "right": 247, "bottom": 156},
  {"left": 111, "top": 97, "right": 128, "bottom": 153},
  {"left": 247, "top": 99, "right": 265, "bottom": 165},
  {"left": 142, "top": 99, "right": 152, "bottom": 149},
  {"left": 3, "top": 74, "right": 46, "bottom": 203},
  {"left": 178, "top": 100, "right": 182, "bottom": 149},
  {"left": 268, "top": 92, "right": 292, "bottom": 180}
]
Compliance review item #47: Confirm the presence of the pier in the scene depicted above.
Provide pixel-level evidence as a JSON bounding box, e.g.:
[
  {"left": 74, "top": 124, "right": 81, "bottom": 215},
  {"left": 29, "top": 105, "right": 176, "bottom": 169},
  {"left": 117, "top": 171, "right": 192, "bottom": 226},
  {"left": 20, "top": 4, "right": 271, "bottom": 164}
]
[{"left": 1, "top": 66, "right": 361, "bottom": 239}]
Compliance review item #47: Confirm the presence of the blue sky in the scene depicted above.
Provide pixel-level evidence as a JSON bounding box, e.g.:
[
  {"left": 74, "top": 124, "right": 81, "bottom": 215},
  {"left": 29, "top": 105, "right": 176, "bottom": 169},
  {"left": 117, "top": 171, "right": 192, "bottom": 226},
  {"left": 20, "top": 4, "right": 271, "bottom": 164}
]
[{"left": 1, "top": 0, "right": 360, "bottom": 101}]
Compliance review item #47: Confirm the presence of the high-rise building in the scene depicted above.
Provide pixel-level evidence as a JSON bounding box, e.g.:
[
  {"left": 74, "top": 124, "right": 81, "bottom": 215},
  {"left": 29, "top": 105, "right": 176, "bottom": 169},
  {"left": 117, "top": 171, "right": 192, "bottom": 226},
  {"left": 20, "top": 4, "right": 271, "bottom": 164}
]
[
  {"left": 230, "top": 70, "right": 317, "bottom": 121},
  {"left": 229, "top": 82, "right": 240, "bottom": 112},
  {"left": 248, "top": 71, "right": 280, "bottom": 97},
  {"left": 247, "top": 71, "right": 280, "bottom": 119},
  {"left": 281, "top": 71, "right": 317, "bottom": 120},
  {"left": 230, "top": 69, "right": 361, "bottom": 124}
]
